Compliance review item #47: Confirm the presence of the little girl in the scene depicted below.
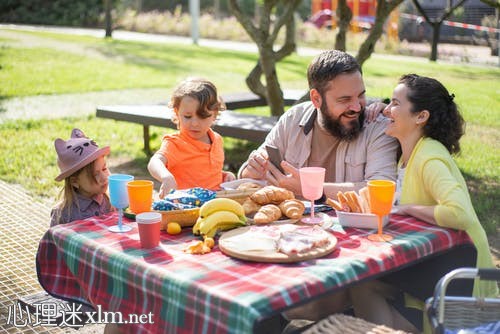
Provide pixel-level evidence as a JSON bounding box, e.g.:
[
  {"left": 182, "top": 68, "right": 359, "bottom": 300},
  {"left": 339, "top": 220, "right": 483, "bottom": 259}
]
[
  {"left": 50, "top": 128, "right": 112, "bottom": 226},
  {"left": 148, "top": 77, "right": 236, "bottom": 198}
]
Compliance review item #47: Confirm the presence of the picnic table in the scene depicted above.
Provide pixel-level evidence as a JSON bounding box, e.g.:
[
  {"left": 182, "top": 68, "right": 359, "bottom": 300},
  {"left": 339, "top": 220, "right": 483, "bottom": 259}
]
[
  {"left": 36, "top": 212, "right": 475, "bottom": 333},
  {"left": 96, "top": 90, "right": 306, "bottom": 154}
]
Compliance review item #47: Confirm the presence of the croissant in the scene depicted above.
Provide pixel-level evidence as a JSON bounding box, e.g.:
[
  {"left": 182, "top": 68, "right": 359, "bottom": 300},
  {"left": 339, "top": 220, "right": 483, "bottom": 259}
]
[
  {"left": 279, "top": 199, "right": 305, "bottom": 219},
  {"left": 242, "top": 197, "right": 261, "bottom": 215},
  {"left": 250, "top": 186, "right": 295, "bottom": 205},
  {"left": 253, "top": 204, "right": 282, "bottom": 224}
]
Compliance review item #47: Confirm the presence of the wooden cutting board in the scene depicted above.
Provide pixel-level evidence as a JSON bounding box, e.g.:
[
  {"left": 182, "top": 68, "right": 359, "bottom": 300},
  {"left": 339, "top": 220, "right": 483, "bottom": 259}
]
[{"left": 218, "top": 224, "right": 337, "bottom": 263}]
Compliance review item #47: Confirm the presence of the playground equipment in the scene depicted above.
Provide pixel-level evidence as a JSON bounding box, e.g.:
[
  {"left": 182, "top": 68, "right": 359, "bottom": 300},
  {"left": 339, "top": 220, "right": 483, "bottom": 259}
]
[{"left": 310, "top": 0, "right": 399, "bottom": 40}]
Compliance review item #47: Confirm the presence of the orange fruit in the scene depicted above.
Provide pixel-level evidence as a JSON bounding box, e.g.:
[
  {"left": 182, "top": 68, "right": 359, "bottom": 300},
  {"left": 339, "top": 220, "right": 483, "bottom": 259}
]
[
  {"left": 166, "top": 222, "right": 182, "bottom": 235},
  {"left": 204, "top": 237, "right": 215, "bottom": 248}
]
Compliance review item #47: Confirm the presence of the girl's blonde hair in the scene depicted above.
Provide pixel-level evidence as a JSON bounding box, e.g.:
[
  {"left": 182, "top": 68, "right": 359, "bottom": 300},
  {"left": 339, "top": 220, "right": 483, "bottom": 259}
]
[
  {"left": 52, "top": 160, "right": 110, "bottom": 225},
  {"left": 169, "top": 77, "right": 226, "bottom": 126}
]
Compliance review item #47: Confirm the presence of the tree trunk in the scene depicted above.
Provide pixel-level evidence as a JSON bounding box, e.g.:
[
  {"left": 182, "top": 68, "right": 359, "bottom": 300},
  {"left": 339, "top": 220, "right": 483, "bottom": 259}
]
[
  {"left": 430, "top": 22, "right": 442, "bottom": 61},
  {"left": 260, "top": 48, "right": 284, "bottom": 116},
  {"left": 411, "top": 0, "right": 467, "bottom": 62},
  {"left": 335, "top": 0, "right": 352, "bottom": 51},
  {"left": 135, "top": 0, "right": 142, "bottom": 12},
  {"left": 214, "top": 0, "right": 220, "bottom": 20},
  {"left": 356, "top": 0, "right": 404, "bottom": 66},
  {"left": 104, "top": 0, "right": 112, "bottom": 38},
  {"left": 228, "top": 0, "right": 301, "bottom": 116}
]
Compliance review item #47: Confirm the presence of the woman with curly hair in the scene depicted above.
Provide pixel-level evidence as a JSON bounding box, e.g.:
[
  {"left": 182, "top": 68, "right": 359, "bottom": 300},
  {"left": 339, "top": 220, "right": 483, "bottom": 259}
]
[{"left": 350, "top": 74, "right": 497, "bottom": 331}]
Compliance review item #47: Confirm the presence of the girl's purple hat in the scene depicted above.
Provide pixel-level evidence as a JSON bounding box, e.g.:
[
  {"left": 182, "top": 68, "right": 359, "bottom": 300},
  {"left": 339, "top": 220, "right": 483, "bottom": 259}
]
[{"left": 54, "top": 128, "right": 110, "bottom": 181}]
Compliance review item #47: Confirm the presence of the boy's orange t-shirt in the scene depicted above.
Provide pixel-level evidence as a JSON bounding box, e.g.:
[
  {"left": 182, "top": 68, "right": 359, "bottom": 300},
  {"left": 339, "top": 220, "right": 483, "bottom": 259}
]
[{"left": 157, "top": 128, "right": 224, "bottom": 190}]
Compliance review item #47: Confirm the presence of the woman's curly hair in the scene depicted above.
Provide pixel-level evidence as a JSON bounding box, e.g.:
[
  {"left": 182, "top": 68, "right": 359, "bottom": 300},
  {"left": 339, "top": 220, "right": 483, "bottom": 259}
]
[{"left": 399, "top": 74, "right": 465, "bottom": 155}]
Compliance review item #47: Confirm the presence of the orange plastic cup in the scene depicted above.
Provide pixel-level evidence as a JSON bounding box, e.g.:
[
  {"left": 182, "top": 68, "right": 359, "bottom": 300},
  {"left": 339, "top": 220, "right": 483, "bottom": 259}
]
[
  {"left": 136, "top": 212, "right": 161, "bottom": 248},
  {"left": 367, "top": 180, "right": 396, "bottom": 216},
  {"left": 127, "top": 180, "right": 154, "bottom": 214}
]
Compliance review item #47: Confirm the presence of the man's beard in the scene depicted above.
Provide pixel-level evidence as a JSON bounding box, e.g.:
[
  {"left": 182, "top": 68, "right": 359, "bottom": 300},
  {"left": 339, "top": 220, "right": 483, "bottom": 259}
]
[{"left": 319, "top": 100, "right": 365, "bottom": 141}]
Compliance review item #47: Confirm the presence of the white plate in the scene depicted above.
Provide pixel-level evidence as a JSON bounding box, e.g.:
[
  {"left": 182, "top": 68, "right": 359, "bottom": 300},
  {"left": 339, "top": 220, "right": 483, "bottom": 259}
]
[
  {"left": 220, "top": 178, "right": 267, "bottom": 190},
  {"left": 336, "top": 210, "right": 389, "bottom": 229}
]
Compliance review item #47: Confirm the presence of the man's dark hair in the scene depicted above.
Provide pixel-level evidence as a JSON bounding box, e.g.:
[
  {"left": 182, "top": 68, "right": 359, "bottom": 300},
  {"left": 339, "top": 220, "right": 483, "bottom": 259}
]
[{"left": 307, "top": 50, "right": 362, "bottom": 96}]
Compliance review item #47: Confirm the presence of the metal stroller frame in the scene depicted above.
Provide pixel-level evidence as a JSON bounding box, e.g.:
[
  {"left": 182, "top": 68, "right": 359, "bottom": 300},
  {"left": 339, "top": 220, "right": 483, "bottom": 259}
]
[{"left": 426, "top": 267, "right": 500, "bottom": 334}]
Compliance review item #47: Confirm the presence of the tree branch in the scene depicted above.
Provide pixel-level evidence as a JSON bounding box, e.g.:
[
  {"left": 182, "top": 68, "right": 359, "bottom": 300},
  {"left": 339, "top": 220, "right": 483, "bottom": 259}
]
[
  {"left": 269, "top": 0, "right": 301, "bottom": 43},
  {"left": 228, "top": 0, "right": 260, "bottom": 43}
]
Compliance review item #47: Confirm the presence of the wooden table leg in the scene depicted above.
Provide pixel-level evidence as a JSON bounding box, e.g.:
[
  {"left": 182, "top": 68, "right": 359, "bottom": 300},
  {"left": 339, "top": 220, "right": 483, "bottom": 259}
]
[{"left": 143, "top": 125, "right": 150, "bottom": 155}]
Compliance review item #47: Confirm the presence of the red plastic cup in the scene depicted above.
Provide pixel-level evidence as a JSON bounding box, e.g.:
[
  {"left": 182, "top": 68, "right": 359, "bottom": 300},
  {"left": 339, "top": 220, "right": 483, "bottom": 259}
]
[
  {"left": 136, "top": 212, "right": 161, "bottom": 248},
  {"left": 127, "top": 180, "right": 154, "bottom": 214}
]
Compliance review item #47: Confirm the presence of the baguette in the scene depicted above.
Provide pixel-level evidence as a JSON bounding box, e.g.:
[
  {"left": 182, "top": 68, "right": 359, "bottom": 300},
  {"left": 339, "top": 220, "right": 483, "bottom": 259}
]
[
  {"left": 337, "top": 191, "right": 351, "bottom": 212},
  {"left": 358, "top": 187, "right": 371, "bottom": 214},
  {"left": 326, "top": 198, "right": 343, "bottom": 211},
  {"left": 345, "top": 191, "right": 361, "bottom": 213},
  {"left": 328, "top": 189, "right": 370, "bottom": 213}
]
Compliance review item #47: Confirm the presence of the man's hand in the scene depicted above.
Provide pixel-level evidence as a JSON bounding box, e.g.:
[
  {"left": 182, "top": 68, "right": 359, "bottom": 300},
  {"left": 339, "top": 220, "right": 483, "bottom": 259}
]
[
  {"left": 365, "top": 102, "right": 387, "bottom": 123},
  {"left": 241, "top": 150, "right": 268, "bottom": 179},
  {"left": 266, "top": 161, "right": 302, "bottom": 196}
]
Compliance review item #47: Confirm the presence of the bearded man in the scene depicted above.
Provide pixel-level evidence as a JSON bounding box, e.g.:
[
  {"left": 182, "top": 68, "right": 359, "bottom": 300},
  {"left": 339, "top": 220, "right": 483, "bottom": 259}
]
[{"left": 239, "top": 50, "right": 398, "bottom": 199}]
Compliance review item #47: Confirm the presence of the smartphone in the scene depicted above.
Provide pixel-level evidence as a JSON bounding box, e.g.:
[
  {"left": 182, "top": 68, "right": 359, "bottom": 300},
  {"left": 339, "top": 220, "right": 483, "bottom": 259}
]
[{"left": 265, "top": 145, "right": 285, "bottom": 174}]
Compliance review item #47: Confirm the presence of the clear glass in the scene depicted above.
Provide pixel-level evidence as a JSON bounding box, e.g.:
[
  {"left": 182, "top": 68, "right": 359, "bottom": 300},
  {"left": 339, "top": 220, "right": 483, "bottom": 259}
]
[
  {"left": 108, "top": 174, "right": 134, "bottom": 232},
  {"left": 299, "top": 167, "right": 325, "bottom": 224},
  {"left": 367, "top": 180, "right": 395, "bottom": 242}
]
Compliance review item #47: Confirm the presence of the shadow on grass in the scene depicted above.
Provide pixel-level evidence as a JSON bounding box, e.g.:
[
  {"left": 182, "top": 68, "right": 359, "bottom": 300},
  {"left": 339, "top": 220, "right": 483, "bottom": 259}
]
[
  {"left": 461, "top": 170, "right": 499, "bottom": 236},
  {"left": 0, "top": 95, "right": 7, "bottom": 114}
]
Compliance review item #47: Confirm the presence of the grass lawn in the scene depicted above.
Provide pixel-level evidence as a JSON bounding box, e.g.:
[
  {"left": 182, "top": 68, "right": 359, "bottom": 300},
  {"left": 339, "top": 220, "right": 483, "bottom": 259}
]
[{"left": 0, "top": 30, "right": 498, "bottom": 234}]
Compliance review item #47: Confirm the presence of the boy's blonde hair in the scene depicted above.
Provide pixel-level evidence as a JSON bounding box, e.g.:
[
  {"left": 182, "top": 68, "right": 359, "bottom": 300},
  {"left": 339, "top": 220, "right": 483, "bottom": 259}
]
[{"left": 169, "top": 78, "right": 226, "bottom": 125}]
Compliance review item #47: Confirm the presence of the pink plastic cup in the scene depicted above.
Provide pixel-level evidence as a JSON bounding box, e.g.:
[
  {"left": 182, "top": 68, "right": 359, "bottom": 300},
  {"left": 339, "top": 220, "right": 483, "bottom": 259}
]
[
  {"left": 127, "top": 180, "right": 154, "bottom": 214},
  {"left": 136, "top": 212, "right": 161, "bottom": 248}
]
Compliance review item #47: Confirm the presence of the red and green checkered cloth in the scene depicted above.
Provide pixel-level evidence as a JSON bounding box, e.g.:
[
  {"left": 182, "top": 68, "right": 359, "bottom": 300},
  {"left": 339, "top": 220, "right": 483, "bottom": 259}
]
[{"left": 37, "top": 213, "right": 472, "bottom": 333}]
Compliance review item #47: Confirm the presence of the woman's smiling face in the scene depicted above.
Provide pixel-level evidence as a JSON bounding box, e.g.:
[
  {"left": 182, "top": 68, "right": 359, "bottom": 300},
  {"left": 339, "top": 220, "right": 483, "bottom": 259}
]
[{"left": 383, "top": 83, "right": 421, "bottom": 140}]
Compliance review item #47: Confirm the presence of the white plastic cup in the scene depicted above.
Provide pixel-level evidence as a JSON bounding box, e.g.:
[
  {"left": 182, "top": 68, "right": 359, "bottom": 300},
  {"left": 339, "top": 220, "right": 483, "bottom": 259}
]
[{"left": 136, "top": 212, "right": 161, "bottom": 248}]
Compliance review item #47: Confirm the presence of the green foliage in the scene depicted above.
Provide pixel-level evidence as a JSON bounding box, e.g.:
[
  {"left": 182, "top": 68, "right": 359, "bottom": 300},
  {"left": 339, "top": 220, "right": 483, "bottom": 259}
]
[{"left": 0, "top": 0, "right": 103, "bottom": 26}]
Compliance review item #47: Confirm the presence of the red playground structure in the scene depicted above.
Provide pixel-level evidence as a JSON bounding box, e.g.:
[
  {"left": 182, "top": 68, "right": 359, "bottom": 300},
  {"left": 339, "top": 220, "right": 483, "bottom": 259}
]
[{"left": 310, "top": 0, "right": 399, "bottom": 39}]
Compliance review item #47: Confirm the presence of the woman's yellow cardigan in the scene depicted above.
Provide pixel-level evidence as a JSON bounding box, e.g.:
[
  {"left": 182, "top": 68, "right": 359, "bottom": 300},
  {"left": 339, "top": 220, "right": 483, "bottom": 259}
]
[{"left": 400, "top": 137, "right": 498, "bottom": 298}]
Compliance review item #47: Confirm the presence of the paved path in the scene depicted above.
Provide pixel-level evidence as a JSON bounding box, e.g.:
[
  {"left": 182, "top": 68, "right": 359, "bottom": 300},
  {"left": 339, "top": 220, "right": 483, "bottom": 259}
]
[
  {"left": 0, "top": 180, "right": 105, "bottom": 333},
  {"left": 2, "top": 23, "right": 498, "bottom": 66}
]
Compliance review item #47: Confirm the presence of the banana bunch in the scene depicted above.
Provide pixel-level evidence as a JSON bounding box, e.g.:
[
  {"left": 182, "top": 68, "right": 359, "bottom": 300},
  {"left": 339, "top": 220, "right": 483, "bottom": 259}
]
[{"left": 193, "top": 198, "right": 247, "bottom": 238}]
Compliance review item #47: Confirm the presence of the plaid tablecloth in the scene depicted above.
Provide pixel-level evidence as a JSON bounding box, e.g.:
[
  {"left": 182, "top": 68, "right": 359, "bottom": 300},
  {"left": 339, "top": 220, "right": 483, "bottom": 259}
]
[{"left": 37, "top": 213, "right": 472, "bottom": 334}]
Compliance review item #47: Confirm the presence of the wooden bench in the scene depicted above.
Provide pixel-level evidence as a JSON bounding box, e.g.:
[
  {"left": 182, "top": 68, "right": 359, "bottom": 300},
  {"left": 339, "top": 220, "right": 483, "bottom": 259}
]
[{"left": 96, "top": 90, "right": 305, "bottom": 154}]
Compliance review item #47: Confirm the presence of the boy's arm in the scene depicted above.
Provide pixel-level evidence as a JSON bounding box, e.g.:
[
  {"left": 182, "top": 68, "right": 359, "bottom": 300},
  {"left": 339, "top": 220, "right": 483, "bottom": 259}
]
[{"left": 147, "top": 154, "right": 177, "bottom": 199}]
